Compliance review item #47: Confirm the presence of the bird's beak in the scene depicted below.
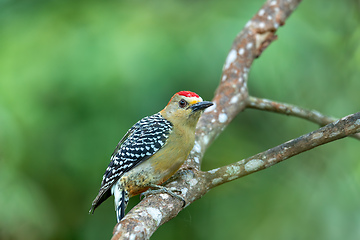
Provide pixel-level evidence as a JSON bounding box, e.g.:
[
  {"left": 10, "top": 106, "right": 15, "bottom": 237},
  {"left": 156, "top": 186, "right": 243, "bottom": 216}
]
[{"left": 190, "top": 101, "right": 213, "bottom": 112}]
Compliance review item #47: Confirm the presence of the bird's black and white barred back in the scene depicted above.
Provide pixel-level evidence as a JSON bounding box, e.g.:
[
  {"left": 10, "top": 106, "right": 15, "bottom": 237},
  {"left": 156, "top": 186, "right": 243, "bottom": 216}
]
[{"left": 90, "top": 113, "right": 173, "bottom": 212}]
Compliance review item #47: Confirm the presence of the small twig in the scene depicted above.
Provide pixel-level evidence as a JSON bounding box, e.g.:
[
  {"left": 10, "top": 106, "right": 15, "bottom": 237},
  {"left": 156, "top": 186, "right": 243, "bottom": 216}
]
[
  {"left": 206, "top": 111, "right": 360, "bottom": 188},
  {"left": 246, "top": 96, "right": 360, "bottom": 140}
]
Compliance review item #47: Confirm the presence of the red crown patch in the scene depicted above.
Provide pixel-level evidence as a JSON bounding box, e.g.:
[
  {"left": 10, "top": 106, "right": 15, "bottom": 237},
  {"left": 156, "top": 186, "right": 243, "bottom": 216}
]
[{"left": 177, "top": 91, "right": 200, "bottom": 98}]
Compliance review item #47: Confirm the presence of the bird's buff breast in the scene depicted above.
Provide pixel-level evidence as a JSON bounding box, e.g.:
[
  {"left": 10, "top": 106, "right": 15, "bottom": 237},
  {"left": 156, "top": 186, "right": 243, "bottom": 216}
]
[{"left": 119, "top": 140, "right": 193, "bottom": 197}]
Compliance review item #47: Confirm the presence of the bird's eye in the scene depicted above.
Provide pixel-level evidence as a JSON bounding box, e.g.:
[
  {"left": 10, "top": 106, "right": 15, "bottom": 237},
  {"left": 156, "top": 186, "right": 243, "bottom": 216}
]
[{"left": 178, "top": 99, "right": 188, "bottom": 108}]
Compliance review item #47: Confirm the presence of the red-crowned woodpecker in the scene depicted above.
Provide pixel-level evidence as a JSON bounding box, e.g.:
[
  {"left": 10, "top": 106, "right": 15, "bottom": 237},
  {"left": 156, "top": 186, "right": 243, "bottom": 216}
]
[{"left": 90, "top": 91, "right": 213, "bottom": 222}]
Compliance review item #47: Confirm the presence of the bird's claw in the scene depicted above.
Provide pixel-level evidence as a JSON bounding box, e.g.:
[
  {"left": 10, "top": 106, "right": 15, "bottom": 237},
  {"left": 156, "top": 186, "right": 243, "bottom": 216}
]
[{"left": 140, "top": 184, "right": 186, "bottom": 207}]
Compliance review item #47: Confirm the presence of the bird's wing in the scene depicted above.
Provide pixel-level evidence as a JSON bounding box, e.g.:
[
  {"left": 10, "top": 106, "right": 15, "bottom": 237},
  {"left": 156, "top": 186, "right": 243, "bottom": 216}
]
[{"left": 90, "top": 113, "right": 172, "bottom": 212}]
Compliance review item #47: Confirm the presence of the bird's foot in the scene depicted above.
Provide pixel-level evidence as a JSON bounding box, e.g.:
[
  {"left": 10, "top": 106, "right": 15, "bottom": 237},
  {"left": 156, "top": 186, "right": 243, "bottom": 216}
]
[{"left": 140, "top": 184, "right": 186, "bottom": 207}]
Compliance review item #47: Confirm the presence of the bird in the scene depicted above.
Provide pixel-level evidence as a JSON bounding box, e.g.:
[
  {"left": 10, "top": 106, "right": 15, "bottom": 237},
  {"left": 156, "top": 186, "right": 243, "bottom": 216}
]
[{"left": 89, "top": 91, "right": 213, "bottom": 222}]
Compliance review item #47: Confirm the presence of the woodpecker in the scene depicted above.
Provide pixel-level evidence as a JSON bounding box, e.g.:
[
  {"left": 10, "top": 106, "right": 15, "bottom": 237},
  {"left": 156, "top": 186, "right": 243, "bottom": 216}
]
[{"left": 90, "top": 91, "right": 213, "bottom": 222}]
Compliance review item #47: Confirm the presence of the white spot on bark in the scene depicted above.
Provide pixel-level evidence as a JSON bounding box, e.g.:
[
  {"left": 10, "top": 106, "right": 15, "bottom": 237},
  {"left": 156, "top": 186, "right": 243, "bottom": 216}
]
[
  {"left": 226, "top": 165, "right": 241, "bottom": 175},
  {"left": 246, "top": 42, "right": 253, "bottom": 49},
  {"left": 268, "top": 158, "right": 277, "bottom": 164},
  {"left": 258, "top": 9, "right": 265, "bottom": 16},
  {"left": 194, "top": 156, "right": 200, "bottom": 164},
  {"left": 228, "top": 175, "right": 238, "bottom": 181},
  {"left": 230, "top": 94, "right": 241, "bottom": 104},
  {"left": 245, "top": 159, "right": 264, "bottom": 172},
  {"left": 224, "top": 49, "right": 237, "bottom": 70},
  {"left": 212, "top": 178, "right": 223, "bottom": 185},
  {"left": 219, "top": 113, "right": 228, "bottom": 123},
  {"left": 181, "top": 188, "right": 188, "bottom": 195},
  {"left": 243, "top": 72, "right": 248, "bottom": 79},
  {"left": 116, "top": 224, "right": 122, "bottom": 232},
  {"left": 270, "top": 0, "right": 277, "bottom": 6},
  {"left": 292, "top": 106, "right": 302, "bottom": 115},
  {"left": 203, "top": 135, "right": 209, "bottom": 145},
  {"left": 238, "top": 48, "right": 245, "bottom": 55},
  {"left": 139, "top": 212, "right": 148, "bottom": 217},
  {"left": 240, "top": 86, "right": 247, "bottom": 94},
  {"left": 355, "top": 119, "right": 360, "bottom": 126},
  {"left": 129, "top": 234, "right": 136, "bottom": 240},
  {"left": 208, "top": 168, "right": 220, "bottom": 174},
  {"left": 193, "top": 141, "right": 201, "bottom": 153},
  {"left": 160, "top": 194, "right": 169, "bottom": 200},
  {"left": 180, "top": 171, "right": 193, "bottom": 182},
  {"left": 312, "top": 132, "right": 323, "bottom": 140},
  {"left": 278, "top": 105, "right": 286, "bottom": 111},
  {"left": 259, "top": 22, "right": 265, "bottom": 28},
  {"left": 189, "top": 178, "right": 198, "bottom": 187},
  {"left": 222, "top": 75, "right": 227, "bottom": 82},
  {"left": 146, "top": 207, "right": 162, "bottom": 225},
  {"left": 266, "top": 157, "right": 277, "bottom": 167},
  {"left": 329, "top": 131, "right": 340, "bottom": 138}
]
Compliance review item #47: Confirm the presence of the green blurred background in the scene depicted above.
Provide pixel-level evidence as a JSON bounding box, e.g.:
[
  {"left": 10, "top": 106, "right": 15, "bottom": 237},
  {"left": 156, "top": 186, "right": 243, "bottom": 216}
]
[{"left": 1, "top": 0, "right": 360, "bottom": 239}]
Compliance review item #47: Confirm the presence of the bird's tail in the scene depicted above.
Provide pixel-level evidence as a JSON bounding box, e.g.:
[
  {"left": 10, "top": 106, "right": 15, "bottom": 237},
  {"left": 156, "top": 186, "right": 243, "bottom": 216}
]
[{"left": 115, "top": 189, "right": 129, "bottom": 222}]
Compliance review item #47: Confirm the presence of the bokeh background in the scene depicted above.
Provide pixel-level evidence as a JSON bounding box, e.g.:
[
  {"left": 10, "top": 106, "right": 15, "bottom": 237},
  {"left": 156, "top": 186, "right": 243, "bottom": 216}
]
[{"left": 1, "top": 0, "right": 360, "bottom": 239}]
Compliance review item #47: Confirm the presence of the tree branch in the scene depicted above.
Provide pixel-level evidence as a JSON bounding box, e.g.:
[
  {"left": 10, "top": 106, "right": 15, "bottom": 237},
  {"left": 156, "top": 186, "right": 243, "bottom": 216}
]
[
  {"left": 246, "top": 96, "right": 360, "bottom": 140},
  {"left": 206, "top": 111, "right": 360, "bottom": 188}
]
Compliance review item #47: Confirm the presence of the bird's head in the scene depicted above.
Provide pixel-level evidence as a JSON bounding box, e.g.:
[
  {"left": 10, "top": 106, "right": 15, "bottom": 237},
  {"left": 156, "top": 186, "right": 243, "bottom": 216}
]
[{"left": 160, "top": 91, "right": 213, "bottom": 128}]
